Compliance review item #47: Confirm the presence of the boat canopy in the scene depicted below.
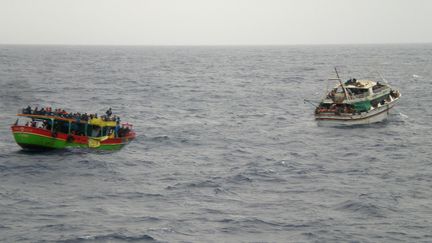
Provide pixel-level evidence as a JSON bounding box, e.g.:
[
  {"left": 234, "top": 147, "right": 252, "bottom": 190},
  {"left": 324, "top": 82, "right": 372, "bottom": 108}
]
[
  {"left": 17, "top": 114, "right": 74, "bottom": 122},
  {"left": 88, "top": 117, "right": 117, "bottom": 127},
  {"left": 352, "top": 100, "right": 372, "bottom": 112}
]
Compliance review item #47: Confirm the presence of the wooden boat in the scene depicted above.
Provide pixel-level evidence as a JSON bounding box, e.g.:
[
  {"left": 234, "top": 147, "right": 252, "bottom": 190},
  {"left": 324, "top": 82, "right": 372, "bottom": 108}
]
[
  {"left": 314, "top": 69, "right": 401, "bottom": 126},
  {"left": 11, "top": 107, "right": 135, "bottom": 151}
]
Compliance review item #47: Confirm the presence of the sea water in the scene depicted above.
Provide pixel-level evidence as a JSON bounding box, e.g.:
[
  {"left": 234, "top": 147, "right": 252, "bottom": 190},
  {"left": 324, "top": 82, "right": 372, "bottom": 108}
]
[{"left": 0, "top": 44, "right": 432, "bottom": 242}]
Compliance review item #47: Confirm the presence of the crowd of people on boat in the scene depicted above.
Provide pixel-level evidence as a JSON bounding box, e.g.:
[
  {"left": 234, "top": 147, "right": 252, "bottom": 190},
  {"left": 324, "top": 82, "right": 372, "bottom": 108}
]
[
  {"left": 315, "top": 103, "right": 355, "bottom": 115},
  {"left": 21, "top": 106, "right": 120, "bottom": 123},
  {"left": 20, "top": 106, "right": 133, "bottom": 138},
  {"left": 117, "top": 125, "right": 131, "bottom": 137},
  {"left": 24, "top": 120, "right": 52, "bottom": 130}
]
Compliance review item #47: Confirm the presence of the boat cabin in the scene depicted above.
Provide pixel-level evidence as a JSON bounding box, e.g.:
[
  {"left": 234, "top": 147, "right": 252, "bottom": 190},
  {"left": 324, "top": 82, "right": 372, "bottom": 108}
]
[
  {"left": 326, "top": 79, "right": 390, "bottom": 102},
  {"left": 344, "top": 79, "right": 375, "bottom": 97},
  {"left": 15, "top": 114, "right": 130, "bottom": 138}
]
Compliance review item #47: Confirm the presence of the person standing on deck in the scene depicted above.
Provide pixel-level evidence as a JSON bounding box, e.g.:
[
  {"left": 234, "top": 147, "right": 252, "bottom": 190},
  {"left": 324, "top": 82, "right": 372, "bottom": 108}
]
[{"left": 106, "top": 107, "right": 112, "bottom": 118}]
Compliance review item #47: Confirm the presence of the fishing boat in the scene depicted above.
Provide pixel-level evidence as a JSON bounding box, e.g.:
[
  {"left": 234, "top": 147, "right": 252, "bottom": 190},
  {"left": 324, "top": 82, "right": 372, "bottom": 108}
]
[
  {"left": 314, "top": 69, "right": 401, "bottom": 126},
  {"left": 11, "top": 107, "right": 135, "bottom": 151}
]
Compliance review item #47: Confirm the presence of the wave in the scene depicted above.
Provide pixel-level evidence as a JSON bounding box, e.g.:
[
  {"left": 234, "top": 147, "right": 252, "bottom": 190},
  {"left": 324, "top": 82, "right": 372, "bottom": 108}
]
[
  {"left": 102, "top": 191, "right": 164, "bottom": 199},
  {"left": 166, "top": 180, "right": 221, "bottom": 190},
  {"left": 60, "top": 233, "right": 158, "bottom": 243},
  {"left": 149, "top": 135, "right": 170, "bottom": 141},
  {"left": 334, "top": 200, "right": 388, "bottom": 218}
]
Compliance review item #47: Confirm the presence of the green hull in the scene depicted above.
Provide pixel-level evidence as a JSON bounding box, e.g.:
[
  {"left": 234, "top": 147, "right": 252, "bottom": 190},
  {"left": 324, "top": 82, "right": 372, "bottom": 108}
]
[{"left": 13, "top": 132, "right": 125, "bottom": 151}]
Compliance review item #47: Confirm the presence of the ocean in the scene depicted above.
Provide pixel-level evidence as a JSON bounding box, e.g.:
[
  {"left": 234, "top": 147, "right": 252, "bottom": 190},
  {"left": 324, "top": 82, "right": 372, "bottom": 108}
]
[{"left": 0, "top": 44, "right": 431, "bottom": 242}]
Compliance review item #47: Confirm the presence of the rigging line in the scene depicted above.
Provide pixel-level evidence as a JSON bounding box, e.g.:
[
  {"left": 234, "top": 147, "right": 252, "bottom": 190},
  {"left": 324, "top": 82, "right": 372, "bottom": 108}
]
[{"left": 303, "top": 99, "right": 319, "bottom": 108}]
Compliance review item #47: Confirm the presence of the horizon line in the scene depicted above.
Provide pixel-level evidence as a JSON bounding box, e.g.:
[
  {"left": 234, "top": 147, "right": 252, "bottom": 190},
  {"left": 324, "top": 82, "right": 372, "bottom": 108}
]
[{"left": 1, "top": 42, "right": 431, "bottom": 47}]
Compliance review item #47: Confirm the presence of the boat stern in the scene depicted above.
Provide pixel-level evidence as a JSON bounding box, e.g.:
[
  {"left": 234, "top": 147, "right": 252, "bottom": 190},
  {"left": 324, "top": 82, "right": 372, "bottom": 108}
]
[{"left": 11, "top": 125, "right": 68, "bottom": 150}]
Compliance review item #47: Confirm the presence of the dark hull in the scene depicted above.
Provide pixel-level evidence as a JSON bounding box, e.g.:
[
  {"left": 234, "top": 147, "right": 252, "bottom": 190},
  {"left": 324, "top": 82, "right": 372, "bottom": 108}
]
[{"left": 17, "top": 143, "right": 58, "bottom": 151}]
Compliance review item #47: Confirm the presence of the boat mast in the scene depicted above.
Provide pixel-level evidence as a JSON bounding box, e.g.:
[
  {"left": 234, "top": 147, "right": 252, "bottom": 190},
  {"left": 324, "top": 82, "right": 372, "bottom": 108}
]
[{"left": 334, "top": 67, "right": 350, "bottom": 100}]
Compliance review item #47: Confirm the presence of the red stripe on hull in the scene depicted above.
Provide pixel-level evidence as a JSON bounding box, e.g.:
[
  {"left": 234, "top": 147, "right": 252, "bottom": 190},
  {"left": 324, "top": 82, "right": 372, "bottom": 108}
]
[
  {"left": 11, "top": 126, "right": 135, "bottom": 145},
  {"left": 315, "top": 105, "right": 392, "bottom": 121}
]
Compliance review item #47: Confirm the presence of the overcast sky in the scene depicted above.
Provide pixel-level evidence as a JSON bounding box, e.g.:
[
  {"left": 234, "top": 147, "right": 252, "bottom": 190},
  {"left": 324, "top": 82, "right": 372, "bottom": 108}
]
[{"left": 1, "top": 0, "right": 431, "bottom": 45}]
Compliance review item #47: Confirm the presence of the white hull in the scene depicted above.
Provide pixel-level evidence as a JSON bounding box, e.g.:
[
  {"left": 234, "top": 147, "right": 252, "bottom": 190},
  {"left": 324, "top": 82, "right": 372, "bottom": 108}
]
[{"left": 315, "top": 99, "right": 398, "bottom": 126}]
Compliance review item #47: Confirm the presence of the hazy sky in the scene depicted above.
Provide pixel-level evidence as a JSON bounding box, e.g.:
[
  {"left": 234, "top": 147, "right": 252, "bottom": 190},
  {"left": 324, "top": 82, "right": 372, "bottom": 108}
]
[{"left": 1, "top": 0, "right": 431, "bottom": 45}]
